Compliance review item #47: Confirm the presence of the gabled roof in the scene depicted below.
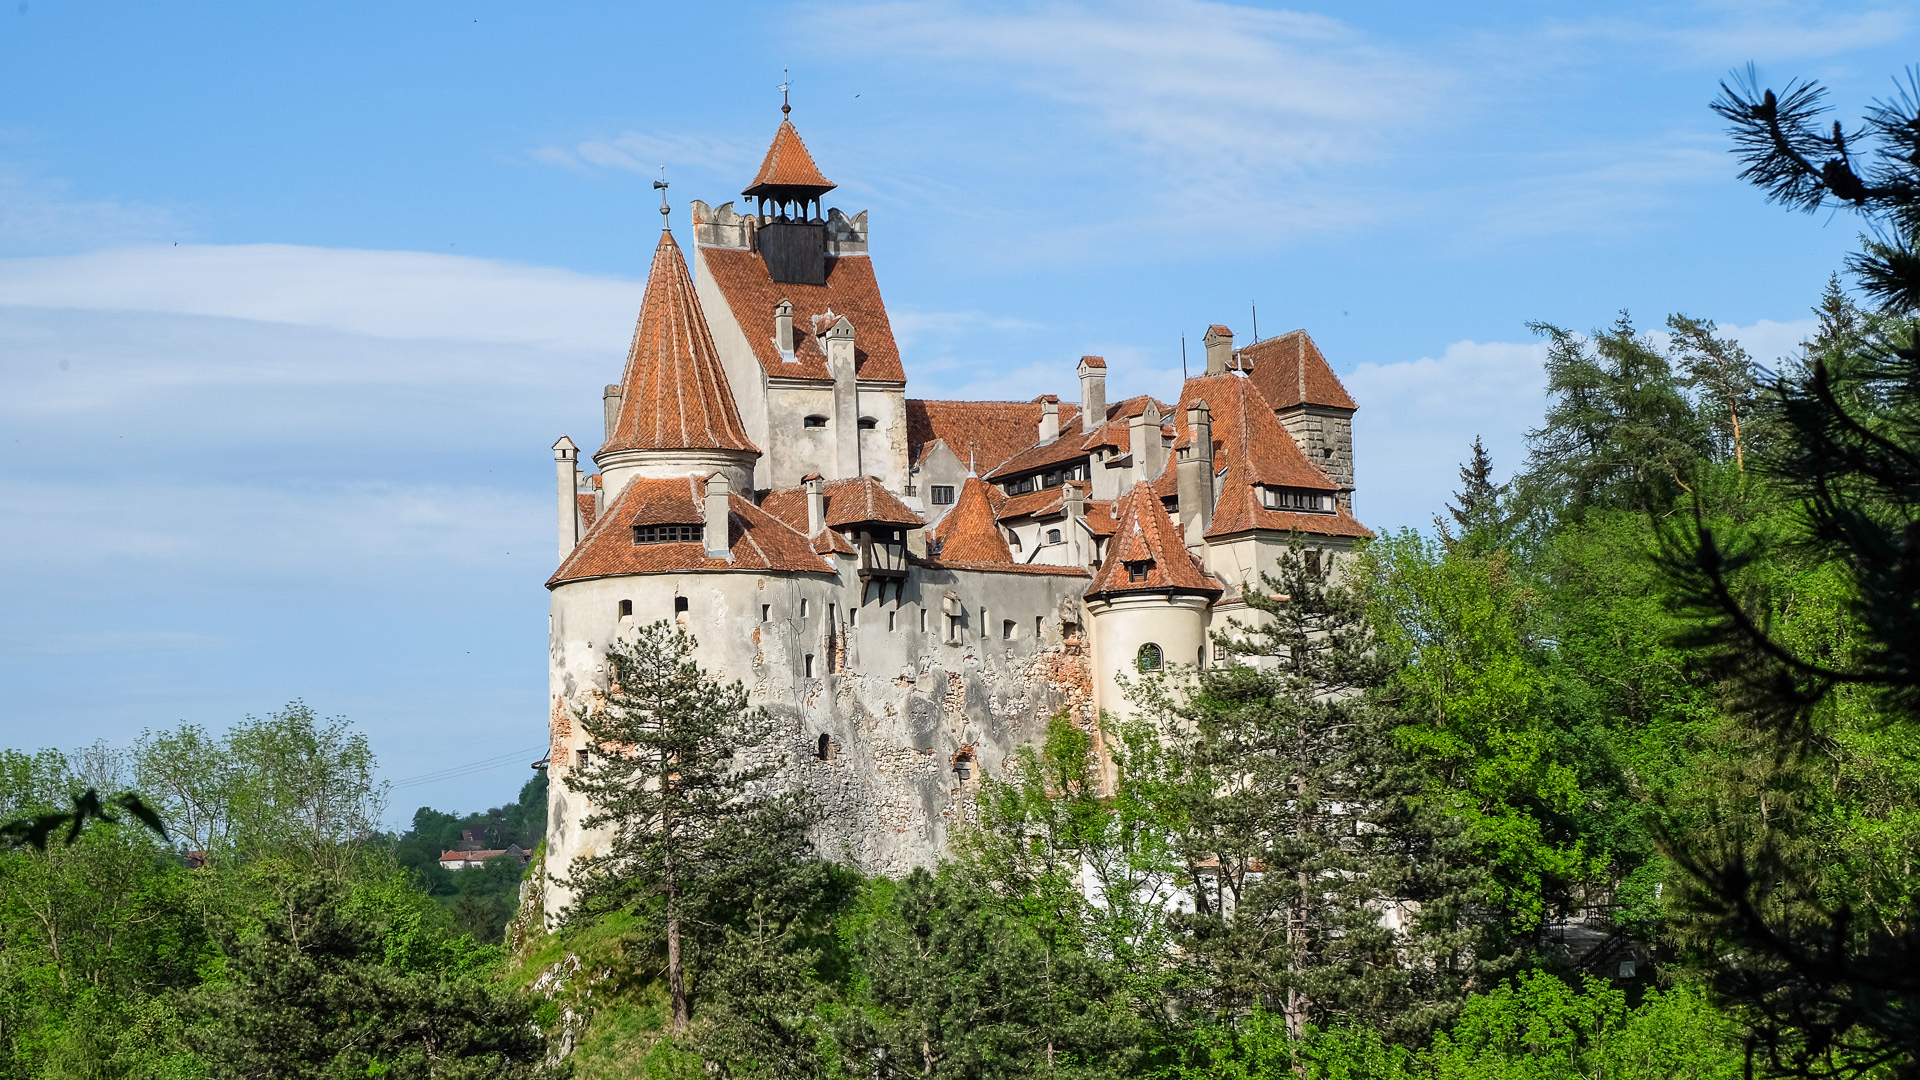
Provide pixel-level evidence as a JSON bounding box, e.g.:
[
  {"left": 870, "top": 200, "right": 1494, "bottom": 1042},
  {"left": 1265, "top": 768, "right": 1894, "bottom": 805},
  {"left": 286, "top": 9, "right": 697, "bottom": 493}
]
[
  {"left": 927, "top": 477, "right": 1013, "bottom": 563},
  {"left": 987, "top": 416, "right": 1092, "bottom": 480},
  {"left": 600, "top": 231, "right": 759, "bottom": 458},
  {"left": 1239, "top": 329, "right": 1357, "bottom": 411},
  {"left": 1078, "top": 395, "right": 1172, "bottom": 454},
  {"left": 698, "top": 247, "right": 906, "bottom": 382},
  {"left": 1085, "top": 483, "right": 1221, "bottom": 600},
  {"left": 548, "top": 475, "right": 830, "bottom": 586},
  {"left": 906, "top": 400, "right": 1080, "bottom": 473},
  {"left": 1150, "top": 372, "right": 1370, "bottom": 540},
  {"left": 743, "top": 119, "right": 836, "bottom": 197},
  {"left": 760, "top": 476, "right": 924, "bottom": 534}
]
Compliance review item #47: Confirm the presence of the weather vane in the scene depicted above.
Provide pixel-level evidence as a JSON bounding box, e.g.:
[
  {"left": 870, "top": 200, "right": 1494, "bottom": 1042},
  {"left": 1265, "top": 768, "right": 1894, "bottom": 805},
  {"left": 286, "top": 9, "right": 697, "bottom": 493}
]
[
  {"left": 779, "top": 69, "right": 791, "bottom": 117},
  {"left": 653, "top": 165, "right": 670, "bottom": 226}
]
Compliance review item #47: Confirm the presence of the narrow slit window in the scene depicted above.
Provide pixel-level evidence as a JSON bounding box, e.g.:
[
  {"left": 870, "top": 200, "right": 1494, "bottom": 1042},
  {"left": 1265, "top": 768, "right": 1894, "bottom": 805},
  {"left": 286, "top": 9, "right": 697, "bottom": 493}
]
[
  {"left": 848, "top": 607, "right": 857, "bottom": 627},
  {"left": 816, "top": 733, "right": 831, "bottom": 761},
  {"left": 1035, "top": 616, "right": 1043, "bottom": 640},
  {"left": 804, "top": 654, "right": 815, "bottom": 678},
  {"left": 888, "top": 610, "right": 897, "bottom": 632},
  {"left": 920, "top": 609, "right": 928, "bottom": 633},
  {"left": 761, "top": 604, "right": 771, "bottom": 622},
  {"left": 800, "top": 598, "right": 810, "bottom": 618},
  {"left": 1002, "top": 619, "right": 1016, "bottom": 641},
  {"left": 618, "top": 599, "right": 633, "bottom": 618}
]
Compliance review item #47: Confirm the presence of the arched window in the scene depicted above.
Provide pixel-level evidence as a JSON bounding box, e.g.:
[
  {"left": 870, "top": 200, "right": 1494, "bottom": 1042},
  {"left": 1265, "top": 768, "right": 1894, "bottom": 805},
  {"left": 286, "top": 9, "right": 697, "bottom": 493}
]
[
  {"left": 858, "top": 416, "right": 878, "bottom": 430},
  {"left": 816, "top": 733, "right": 830, "bottom": 761},
  {"left": 1046, "top": 528, "right": 1063, "bottom": 544},
  {"left": 804, "top": 415, "right": 829, "bottom": 428},
  {"left": 1136, "top": 642, "right": 1163, "bottom": 672}
]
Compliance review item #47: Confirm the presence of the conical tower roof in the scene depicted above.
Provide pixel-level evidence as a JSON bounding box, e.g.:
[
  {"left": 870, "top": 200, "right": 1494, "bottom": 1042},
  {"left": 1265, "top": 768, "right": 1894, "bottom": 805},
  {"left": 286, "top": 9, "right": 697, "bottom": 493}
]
[
  {"left": 1086, "top": 483, "right": 1221, "bottom": 599},
  {"left": 598, "top": 230, "right": 759, "bottom": 458},
  {"left": 743, "top": 119, "right": 836, "bottom": 198}
]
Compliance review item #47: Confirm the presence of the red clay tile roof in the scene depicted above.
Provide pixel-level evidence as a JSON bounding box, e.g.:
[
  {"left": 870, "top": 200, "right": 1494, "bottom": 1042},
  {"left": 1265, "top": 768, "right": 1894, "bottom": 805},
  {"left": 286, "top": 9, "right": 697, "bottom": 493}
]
[
  {"left": 549, "top": 475, "right": 830, "bottom": 585},
  {"left": 699, "top": 248, "right": 906, "bottom": 383},
  {"left": 1084, "top": 499, "right": 1118, "bottom": 537},
  {"left": 1206, "top": 481, "right": 1374, "bottom": 540},
  {"left": 600, "top": 231, "right": 759, "bottom": 458},
  {"left": 927, "top": 477, "right": 1013, "bottom": 563},
  {"left": 1079, "top": 355, "right": 1106, "bottom": 369},
  {"left": 906, "top": 399, "right": 1080, "bottom": 472},
  {"left": 1085, "top": 483, "right": 1222, "bottom": 600},
  {"left": 1168, "top": 374, "right": 1338, "bottom": 491},
  {"left": 987, "top": 417, "right": 1102, "bottom": 480},
  {"left": 743, "top": 119, "right": 836, "bottom": 196},
  {"left": 1078, "top": 395, "right": 1170, "bottom": 453},
  {"left": 576, "top": 494, "right": 598, "bottom": 531},
  {"left": 1240, "top": 329, "right": 1357, "bottom": 411},
  {"left": 761, "top": 476, "right": 923, "bottom": 536},
  {"left": 996, "top": 486, "right": 1071, "bottom": 520},
  {"left": 915, "top": 559, "right": 1091, "bottom": 577},
  {"left": 1152, "top": 373, "right": 1372, "bottom": 540}
]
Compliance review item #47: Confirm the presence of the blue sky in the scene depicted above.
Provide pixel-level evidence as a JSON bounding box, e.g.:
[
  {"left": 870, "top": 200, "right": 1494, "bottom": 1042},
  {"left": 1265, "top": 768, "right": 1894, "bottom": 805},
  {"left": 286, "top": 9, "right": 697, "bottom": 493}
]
[{"left": 1, "top": 1, "right": 1913, "bottom": 819}]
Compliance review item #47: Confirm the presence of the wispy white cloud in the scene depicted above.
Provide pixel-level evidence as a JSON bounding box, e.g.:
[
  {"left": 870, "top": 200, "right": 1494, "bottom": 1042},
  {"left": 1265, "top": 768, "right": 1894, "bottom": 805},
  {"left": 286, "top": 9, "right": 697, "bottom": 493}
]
[
  {"left": 0, "top": 244, "right": 640, "bottom": 351},
  {"left": 1542, "top": 4, "right": 1914, "bottom": 64},
  {"left": 529, "top": 130, "right": 758, "bottom": 177},
  {"left": 0, "top": 161, "right": 184, "bottom": 254},
  {"left": 830, "top": 0, "right": 1450, "bottom": 231}
]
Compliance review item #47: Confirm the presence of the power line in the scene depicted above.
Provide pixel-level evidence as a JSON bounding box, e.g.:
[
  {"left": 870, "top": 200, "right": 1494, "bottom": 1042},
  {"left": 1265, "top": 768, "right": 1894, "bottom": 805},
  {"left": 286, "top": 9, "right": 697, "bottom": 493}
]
[{"left": 388, "top": 745, "right": 545, "bottom": 791}]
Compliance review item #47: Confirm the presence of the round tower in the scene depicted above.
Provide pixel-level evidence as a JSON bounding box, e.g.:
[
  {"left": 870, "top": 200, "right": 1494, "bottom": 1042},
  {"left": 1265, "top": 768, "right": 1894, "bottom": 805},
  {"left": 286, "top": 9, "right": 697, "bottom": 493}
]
[{"left": 1083, "top": 483, "right": 1222, "bottom": 725}]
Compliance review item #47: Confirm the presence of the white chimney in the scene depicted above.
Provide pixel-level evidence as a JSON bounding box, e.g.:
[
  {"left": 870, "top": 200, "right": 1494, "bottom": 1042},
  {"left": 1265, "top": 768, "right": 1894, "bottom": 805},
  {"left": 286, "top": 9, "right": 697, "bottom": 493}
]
[
  {"left": 1203, "top": 325, "right": 1233, "bottom": 375},
  {"left": 1077, "top": 356, "right": 1106, "bottom": 427},
  {"left": 1039, "top": 398, "right": 1060, "bottom": 442},
  {"left": 804, "top": 474, "right": 826, "bottom": 536},
  {"left": 704, "top": 473, "right": 732, "bottom": 558},
  {"left": 552, "top": 436, "right": 580, "bottom": 561},
  {"left": 775, "top": 299, "right": 795, "bottom": 359}
]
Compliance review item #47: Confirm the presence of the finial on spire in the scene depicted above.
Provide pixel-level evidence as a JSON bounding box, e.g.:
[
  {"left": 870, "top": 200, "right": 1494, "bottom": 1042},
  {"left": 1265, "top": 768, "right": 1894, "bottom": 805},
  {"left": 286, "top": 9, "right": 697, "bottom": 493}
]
[
  {"left": 779, "top": 70, "right": 791, "bottom": 117},
  {"left": 653, "top": 165, "right": 670, "bottom": 229}
]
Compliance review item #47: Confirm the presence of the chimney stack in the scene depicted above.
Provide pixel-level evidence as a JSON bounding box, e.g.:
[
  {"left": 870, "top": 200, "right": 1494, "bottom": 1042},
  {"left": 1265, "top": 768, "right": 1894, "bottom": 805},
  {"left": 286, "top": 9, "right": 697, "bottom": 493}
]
[
  {"left": 1039, "top": 397, "right": 1060, "bottom": 442},
  {"left": 824, "top": 316, "right": 860, "bottom": 479},
  {"left": 552, "top": 436, "right": 580, "bottom": 561},
  {"left": 774, "top": 299, "right": 795, "bottom": 359},
  {"left": 1203, "top": 325, "right": 1233, "bottom": 375},
  {"left": 1077, "top": 356, "right": 1107, "bottom": 428},
  {"left": 1127, "top": 403, "right": 1166, "bottom": 486},
  {"left": 704, "top": 473, "right": 733, "bottom": 558},
  {"left": 1176, "top": 402, "right": 1215, "bottom": 540},
  {"left": 804, "top": 474, "right": 826, "bottom": 537},
  {"left": 602, "top": 385, "right": 622, "bottom": 441},
  {"left": 1062, "top": 481, "right": 1088, "bottom": 566}
]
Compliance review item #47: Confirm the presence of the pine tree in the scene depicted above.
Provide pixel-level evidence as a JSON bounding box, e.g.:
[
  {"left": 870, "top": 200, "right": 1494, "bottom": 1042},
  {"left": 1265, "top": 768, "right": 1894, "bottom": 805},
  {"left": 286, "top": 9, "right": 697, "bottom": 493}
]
[
  {"left": 1666, "top": 314, "right": 1760, "bottom": 471},
  {"left": 1656, "top": 65, "right": 1920, "bottom": 1079},
  {"left": 1436, "top": 436, "right": 1512, "bottom": 552},
  {"left": 1162, "top": 538, "right": 1404, "bottom": 1038},
  {"left": 561, "top": 621, "right": 810, "bottom": 1035}
]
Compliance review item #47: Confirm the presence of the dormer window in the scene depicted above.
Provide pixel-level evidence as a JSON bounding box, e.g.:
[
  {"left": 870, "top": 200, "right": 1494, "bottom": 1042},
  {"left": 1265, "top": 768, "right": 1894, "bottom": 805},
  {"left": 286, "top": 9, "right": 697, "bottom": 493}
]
[
  {"left": 804, "top": 415, "right": 829, "bottom": 428},
  {"left": 634, "top": 524, "right": 702, "bottom": 544},
  {"left": 1127, "top": 561, "right": 1150, "bottom": 583},
  {"left": 1261, "top": 487, "right": 1331, "bottom": 512}
]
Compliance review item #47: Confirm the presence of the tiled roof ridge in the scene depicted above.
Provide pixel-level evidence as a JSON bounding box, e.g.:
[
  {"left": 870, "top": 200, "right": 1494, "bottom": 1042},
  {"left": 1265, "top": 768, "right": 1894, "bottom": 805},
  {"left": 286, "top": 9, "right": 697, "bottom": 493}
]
[
  {"left": 1085, "top": 482, "right": 1221, "bottom": 599},
  {"left": 600, "top": 232, "right": 760, "bottom": 458},
  {"left": 1238, "top": 328, "right": 1357, "bottom": 411},
  {"left": 744, "top": 119, "right": 836, "bottom": 195},
  {"left": 548, "top": 473, "right": 832, "bottom": 586},
  {"left": 927, "top": 477, "right": 1013, "bottom": 563}
]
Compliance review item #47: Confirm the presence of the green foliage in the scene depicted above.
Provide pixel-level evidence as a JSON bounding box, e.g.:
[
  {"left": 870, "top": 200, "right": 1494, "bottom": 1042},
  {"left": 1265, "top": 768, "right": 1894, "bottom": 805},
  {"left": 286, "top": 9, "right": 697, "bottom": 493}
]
[{"left": 389, "top": 773, "right": 548, "bottom": 943}]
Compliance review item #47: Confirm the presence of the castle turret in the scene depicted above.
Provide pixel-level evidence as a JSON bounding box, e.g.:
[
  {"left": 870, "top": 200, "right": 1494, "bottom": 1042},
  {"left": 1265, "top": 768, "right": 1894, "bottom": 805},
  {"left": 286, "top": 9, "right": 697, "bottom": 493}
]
[
  {"left": 595, "top": 225, "right": 761, "bottom": 500},
  {"left": 1084, "top": 483, "right": 1221, "bottom": 724}
]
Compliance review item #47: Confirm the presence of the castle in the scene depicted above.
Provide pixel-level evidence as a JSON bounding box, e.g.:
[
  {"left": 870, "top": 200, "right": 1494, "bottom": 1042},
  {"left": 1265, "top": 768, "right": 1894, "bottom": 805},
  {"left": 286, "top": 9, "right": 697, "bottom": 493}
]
[{"left": 541, "top": 108, "right": 1370, "bottom": 918}]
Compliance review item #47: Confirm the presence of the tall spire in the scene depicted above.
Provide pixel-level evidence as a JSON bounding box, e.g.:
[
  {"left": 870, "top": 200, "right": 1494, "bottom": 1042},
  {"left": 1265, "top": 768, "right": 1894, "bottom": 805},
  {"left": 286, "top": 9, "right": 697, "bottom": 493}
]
[{"left": 598, "top": 231, "right": 759, "bottom": 458}]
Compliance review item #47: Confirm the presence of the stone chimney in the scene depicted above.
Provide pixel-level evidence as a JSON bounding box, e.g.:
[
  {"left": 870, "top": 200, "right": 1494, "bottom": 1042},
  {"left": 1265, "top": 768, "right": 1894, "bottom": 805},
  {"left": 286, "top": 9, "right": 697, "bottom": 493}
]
[
  {"left": 1039, "top": 397, "right": 1060, "bottom": 442},
  {"left": 1127, "top": 403, "right": 1166, "bottom": 485},
  {"left": 552, "top": 436, "right": 579, "bottom": 561},
  {"left": 1062, "top": 481, "right": 1088, "bottom": 567},
  {"left": 804, "top": 473, "right": 826, "bottom": 537},
  {"left": 774, "top": 299, "right": 795, "bottom": 360},
  {"left": 704, "top": 472, "right": 732, "bottom": 558},
  {"left": 1077, "top": 356, "right": 1107, "bottom": 427},
  {"left": 1176, "top": 402, "right": 1214, "bottom": 540},
  {"left": 824, "top": 316, "right": 859, "bottom": 479},
  {"left": 1203, "top": 325, "right": 1233, "bottom": 375},
  {"left": 602, "top": 385, "right": 622, "bottom": 441}
]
